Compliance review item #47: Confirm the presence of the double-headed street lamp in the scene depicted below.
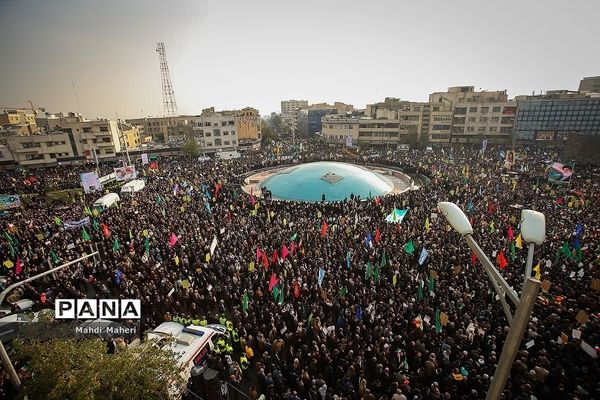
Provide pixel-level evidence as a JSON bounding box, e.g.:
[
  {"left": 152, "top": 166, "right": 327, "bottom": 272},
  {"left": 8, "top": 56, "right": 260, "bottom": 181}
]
[{"left": 438, "top": 202, "right": 545, "bottom": 400}]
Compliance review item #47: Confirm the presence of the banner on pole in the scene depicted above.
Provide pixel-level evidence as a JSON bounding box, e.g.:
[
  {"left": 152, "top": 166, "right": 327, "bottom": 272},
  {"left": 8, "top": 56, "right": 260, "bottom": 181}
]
[
  {"left": 0, "top": 195, "right": 21, "bottom": 211},
  {"left": 80, "top": 172, "right": 102, "bottom": 194},
  {"left": 114, "top": 166, "right": 137, "bottom": 181}
]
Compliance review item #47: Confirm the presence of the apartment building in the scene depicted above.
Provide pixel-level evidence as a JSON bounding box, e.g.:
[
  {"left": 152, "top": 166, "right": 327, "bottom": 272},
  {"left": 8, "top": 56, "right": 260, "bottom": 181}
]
[
  {"left": 119, "top": 123, "right": 141, "bottom": 150},
  {"left": 0, "top": 109, "right": 39, "bottom": 135},
  {"left": 321, "top": 114, "right": 360, "bottom": 144},
  {"left": 191, "top": 108, "right": 239, "bottom": 153},
  {"left": 126, "top": 116, "right": 190, "bottom": 142},
  {"left": 579, "top": 76, "right": 600, "bottom": 93},
  {"left": 2, "top": 115, "right": 122, "bottom": 166},
  {"left": 514, "top": 91, "right": 600, "bottom": 144},
  {"left": 429, "top": 87, "right": 515, "bottom": 144},
  {"left": 281, "top": 100, "right": 308, "bottom": 128},
  {"left": 235, "top": 107, "right": 261, "bottom": 143}
]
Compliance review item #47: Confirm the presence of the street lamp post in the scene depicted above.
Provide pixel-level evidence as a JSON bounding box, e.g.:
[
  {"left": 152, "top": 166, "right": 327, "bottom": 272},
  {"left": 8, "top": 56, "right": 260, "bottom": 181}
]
[
  {"left": 437, "top": 202, "right": 545, "bottom": 400},
  {"left": 0, "top": 251, "right": 99, "bottom": 390}
]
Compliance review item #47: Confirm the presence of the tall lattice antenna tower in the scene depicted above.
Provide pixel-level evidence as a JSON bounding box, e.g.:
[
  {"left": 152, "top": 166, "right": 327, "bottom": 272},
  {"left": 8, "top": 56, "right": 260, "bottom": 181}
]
[{"left": 156, "top": 42, "right": 178, "bottom": 117}]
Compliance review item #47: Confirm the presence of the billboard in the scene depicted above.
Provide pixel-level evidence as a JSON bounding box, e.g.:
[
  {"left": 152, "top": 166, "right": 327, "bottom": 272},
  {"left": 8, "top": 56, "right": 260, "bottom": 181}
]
[
  {"left": 548, "top": 162, "right": 574, "bottom": 185},
  {"left": 504, "top": 150, "right": 516, "bottom": 169},
  {"left": 80, "top": 172, "right": 102, "bottom": 194},
  {"left": 141, "top": 153, "right": 149, "bottom": 165},
  {"left": 0, "top": 195, "right": 21, "bottom": 211},
  {"left": 345, "top": 135, "right": 353, "bottom": 148},
  {"left": 114, "top": 166, "right": 137, "bottom": 181}
]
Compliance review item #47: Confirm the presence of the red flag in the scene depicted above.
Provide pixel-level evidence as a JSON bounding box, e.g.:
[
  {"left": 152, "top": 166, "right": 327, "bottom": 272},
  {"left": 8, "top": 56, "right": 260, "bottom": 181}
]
[
  {"left": 320, "top": 221, "right": 329, "bottom": 237},
  {"left": 290, "top": 242, "right": 296, "bottom": 255},
  {"left": 271, "top": 250, "right": 278, "bottom": 264},
  {"left": 214, "top": 182, "right": 222, "bottom": 198},
  {"left": 497, "top": 251, "right": 508, "bottom": 270},
  {"left": 471, "top": 251, "right": 477, "bottom": 265},
  {"left": 374, "top": 196, "right": 381, "bottom": 205},
  {"left": 268, "top": 273, "right": 278, "bottom": 292},
  {"left": 168, "top": 233, "right": 178, "bottom": 248},
  {"left": 281, "top": 244, "right": 289, "bottom": 260},
  {"left": 261, "top": 253, "right": 269, "bottom": 270},
  {"left": 374, "top": 228, "right": 381, "bottom": 243},
  {"left": 101, "top": 223, "right": 111, "bottom": 238},
  {"left": 249, "top": 188, "right": 256, "bottom": 206},
  {"left": 15, "top": 257, "right": 22, "bottom": 275},
  {"left": 507, "top": 226, "right": 514, "bottom": 241},
  {"left": 256, "top": 247, "right": 262, "bottom": 261},
  {"left": 293, "top": 279, "right": 300, "bottom": 299}
]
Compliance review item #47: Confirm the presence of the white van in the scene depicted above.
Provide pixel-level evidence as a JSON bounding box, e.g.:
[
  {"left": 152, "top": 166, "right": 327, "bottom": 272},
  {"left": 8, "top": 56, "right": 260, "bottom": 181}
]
[
  {"left": 144, "top": 322, "right": 227, "bottom": 398},
  {"left": 93, "top": 193, "right": 120, "bottom": 212},
  {"left": 120, "top": 179, "right": 146, "bottom": 196}
]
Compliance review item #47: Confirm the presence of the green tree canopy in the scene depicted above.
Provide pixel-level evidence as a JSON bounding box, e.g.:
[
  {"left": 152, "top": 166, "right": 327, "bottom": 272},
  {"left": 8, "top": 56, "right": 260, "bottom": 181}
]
[
  {"left": 181, "top": 139, "right": 200, "bottom": 156},
  {"left": 14, "top": 338, "right": 184, "bottom": 400}
]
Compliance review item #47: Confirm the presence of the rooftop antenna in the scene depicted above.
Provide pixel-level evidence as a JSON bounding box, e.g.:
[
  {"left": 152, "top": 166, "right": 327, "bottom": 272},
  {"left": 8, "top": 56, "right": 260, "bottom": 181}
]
[
  {"left": 72, "top": 82, "right": 82, "bottom": 115},
  {"left": 155, "top": 42, "right": 178, "bottom": 117}
]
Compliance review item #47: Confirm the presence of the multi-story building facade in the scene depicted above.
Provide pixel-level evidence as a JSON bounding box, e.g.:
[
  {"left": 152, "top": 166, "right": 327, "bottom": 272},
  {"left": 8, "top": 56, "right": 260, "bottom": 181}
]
[
  {"left": 191, "top": 108, "right": 239, "bottom": 153},
  {"left": 119, "top": 123, "right": 141, "bottom": 150},
  {"left": 2, "top": 115, "right": 122, "bottom": 166},
  {"left": 281, "top": 100, "right": 308, "bottom": 128},
  {"left": 321, "top": 114, "right": 360, "bottom": 144},
  {"left": 235, "top": 107, "right": 261, "bottom": 143},
  {"left": 0, "top": 109, "right": 39, "bottom": 135},
  {"left": 514, "top": 91, "right": 600, "bottom": 144},
  {"left": 579, "top": 76, "right": 600, "bottom": 93},
  {"left": 126, "top": 116, "right": 190, "bottom": 142},
  {"left": 429, "top": 86, "right": 515, "bottom": 144}
]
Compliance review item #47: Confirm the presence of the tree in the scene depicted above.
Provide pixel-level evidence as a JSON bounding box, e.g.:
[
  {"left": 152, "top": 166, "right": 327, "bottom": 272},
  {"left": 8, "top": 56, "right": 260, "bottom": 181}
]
[
  {"left": 261, "top": 119, "right": 279, "bottom": 143},
  {"left": 267, "top": 114, "right": 283, "bottom": 131},
  {"left": 181, "top": 139, "right": 200, "bottom": 156},
  {"left": 14, "top": 338, "right": 185, "bottom": 400}
]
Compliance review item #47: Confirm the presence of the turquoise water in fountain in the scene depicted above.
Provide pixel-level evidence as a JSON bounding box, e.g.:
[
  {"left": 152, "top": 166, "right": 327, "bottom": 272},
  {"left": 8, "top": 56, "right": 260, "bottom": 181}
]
[{"left": 260, "top": 162, "right": 394, "bottom": 202}]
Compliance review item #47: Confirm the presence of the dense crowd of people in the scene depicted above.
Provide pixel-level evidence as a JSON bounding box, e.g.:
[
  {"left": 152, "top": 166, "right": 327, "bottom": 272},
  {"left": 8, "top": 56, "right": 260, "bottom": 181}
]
[{"left": 0, "top": 140, "right": 598, "bottom": 399}]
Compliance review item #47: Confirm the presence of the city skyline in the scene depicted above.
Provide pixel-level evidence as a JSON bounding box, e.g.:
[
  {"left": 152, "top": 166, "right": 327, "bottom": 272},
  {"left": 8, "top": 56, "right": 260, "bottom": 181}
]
[{"left": 1, "top": 0, "right": 599, "bottom": 119}]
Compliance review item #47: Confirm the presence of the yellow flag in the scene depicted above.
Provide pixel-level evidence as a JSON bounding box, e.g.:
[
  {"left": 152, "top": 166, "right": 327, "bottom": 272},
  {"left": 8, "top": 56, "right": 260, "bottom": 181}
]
[
  {"left": 92, "top": 209, "right": 99, "bottom": 217},
  {"left": 36, "top": 233, "right": 44, "bottom": 241},
  {"left": 254, "top": 203, "right": 259, "bottom": 211},
  {"left": 3, "top": 260, "right": 14, "bottom": 268},
  {"left": 249, "top": 261, "right": 255, "bottom": 272},
  {"left": 317, "top": 210, "right": 322, "bottom": 219},
  {"left": 205, "top": 253, "right": 210, "bottom": 262},
  {"left": 392, "top": 274, "right": 397, "bottom": 286},
  {"left": 512, "top": 179, "right": 517, "bottom": 191},
  {"left": 515, "top": 233, "right": 523, "bottom": 249},
  {"left": 270, "top": 211, "right": 275, "bottom": 218},
  {"left": 143, "top": 229, "right": 149, "bottom": 237},
  {"left": 283, "top": 218, "right": 287, "bottom": 226},
  {"left": 533, "top": 263, "right": 541, "bottom": 280},
  {"left": 174, "top": 255, "right": 180, "bottom": 266},
  {"left": 425, "top": 218, "right": 430, "bottom": 233},
  {"left": 251, "top": 209, "right": 257, "bottom": 217},
  {"left": 181, "top": 279, "right": 190, "bottom": 289}
]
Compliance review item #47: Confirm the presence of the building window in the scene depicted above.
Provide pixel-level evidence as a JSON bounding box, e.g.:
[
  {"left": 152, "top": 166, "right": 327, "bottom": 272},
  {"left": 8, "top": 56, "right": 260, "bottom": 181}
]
[
  {"left": 468, "top": 117, "right": 476, "bottom": 122},
  {"left": 223, "top": 131, "right": 229, "bottom": 136},
  {"left": 100, "top": 126, "right": 108, "bottom": 132},
  {"left": 224, "top": 141, "right": 230, "bottom": 145},
  {"left": 493, "top": 107, "right": 501, "bottom": 112},
  {"left": 480, "top": 117, "right": 488, "bottom": 123},
  {"left": 481, "top": 107, "right": 489, "bottom": 114}
]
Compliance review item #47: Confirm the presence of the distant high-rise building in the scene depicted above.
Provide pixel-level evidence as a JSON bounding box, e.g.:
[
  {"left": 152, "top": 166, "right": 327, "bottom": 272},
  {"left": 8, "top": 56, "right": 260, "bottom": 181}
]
[
  {"left": 281, "top": 100, "right": 308, "bottom": 130},
  {"left": 579, "top": 76, "right": 600, "bottom": 93}
]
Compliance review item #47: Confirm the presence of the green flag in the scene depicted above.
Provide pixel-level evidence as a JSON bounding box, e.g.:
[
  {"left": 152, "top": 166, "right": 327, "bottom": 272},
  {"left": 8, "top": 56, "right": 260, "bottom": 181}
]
[
  {"left": 365, "top": 262, "right": 372, "bottom": 281},
  {"left": 428, "top": 276, "right": 435, "bottom": 293},
  {"left": 4, "top": 231, "right": 13, "bottom": 244},
  {"left": 560, "top": 242, "right": 573, "bottom": 260},
  {"left": 434, "top": 309, "right": 442, "bottom": 333},
  {"left": 144, "top": 237, "right": 150, "bottom": 253},
  {"left": 129, "top": 229, "right": 133, "bottom": 240},
  {"left": 417, "top": 280, "right": 424, "bottom": 300},
  {"left": 54, "top": 216, "right": 61, "bottom": 225},
  {"left": 509, "top": 241, "right": 516, "bottom": 261},
  {"left": 242, "top": 292, "right": 249, "bottom": 311},
  {"left": 373, "top": 263, "right": 381, "bottom": 284},
  {"left": 307, "top": 313, "right": 313, "bottom": 326},
  {"left": 273, "top": 285, "right": 281, "bottom": 302},
  {"left": 82, "top": 227, "right": 91, "bottom": 241},
  {"left": 380, "top": 250, "right": 387, "bottom": 268},
  {"left": 289, "top": 233, "right": 297, "bottom": 242},
  {"left": 575, "top": 248, "right": 583, "bottom": 262},
  {"left": 489, "top": 221, "right": 495, "bottom": 234},
  {"left": 50, "top": 251, "right": 59, "bottom": 264},
  {"left": 113, "top": 237, "right": 119, "bottom": 251},
  {"left": 278, "top": 286, "right": 284, "bottom": 305},
  {"left": 92, "top": 219, "right": 100, "bottom": 232},
  {"left": 156, "top": 195, "right": 162, "bottom": 205},
  {"left": 339, "top": 286, "right": 348, "bottom": 297},
  {"left": 403, "top": 240, "right": 415, "bottom": 254},
  {"left": 84, "top": 206, "right": 92, "bottom": 216}
]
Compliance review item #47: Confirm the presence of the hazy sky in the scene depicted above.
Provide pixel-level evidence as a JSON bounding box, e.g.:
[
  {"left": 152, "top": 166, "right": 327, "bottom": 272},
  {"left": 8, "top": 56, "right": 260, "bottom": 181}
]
[{"left": 1, "top": 0, "right": 599, "bottom": 119}]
